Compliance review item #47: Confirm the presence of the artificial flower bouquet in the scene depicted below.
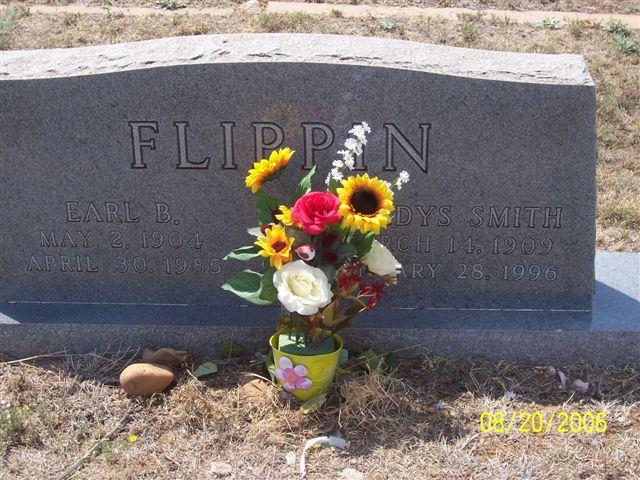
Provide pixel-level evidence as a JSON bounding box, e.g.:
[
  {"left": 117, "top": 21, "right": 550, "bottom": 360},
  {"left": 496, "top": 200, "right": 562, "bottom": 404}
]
[{"left": 222, "top": 123, "right": 409, "bottom": 399}]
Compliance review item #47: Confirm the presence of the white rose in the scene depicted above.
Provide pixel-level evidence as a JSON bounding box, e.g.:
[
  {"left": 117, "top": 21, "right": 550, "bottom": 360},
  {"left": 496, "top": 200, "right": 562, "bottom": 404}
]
[
  {"left": 273, "top": 260, "right": 332, "bottom": 315},
  {"left": 362, "top": 240, "right": 402, "bottom": 277}
]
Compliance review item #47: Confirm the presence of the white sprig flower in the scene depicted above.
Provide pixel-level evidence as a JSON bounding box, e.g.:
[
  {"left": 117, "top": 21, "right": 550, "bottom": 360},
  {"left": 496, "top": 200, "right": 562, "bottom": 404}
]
[
  {"left": 349, "top": 124, "right": 365, "bottom": 137},
  {"left": 344, "top": 157, "right": 355, "bottom": 169},
  {"left": 344, "top": 138, "right": 359, "bottom": 152},
  {"left": 330, "top": 168, "right": 343, "bottom": 181},
  {"left": 326, "top": 122, "right": 371, "bottom": 184},
  {"left": 349, "top": 125, "right": 368, "bottom": 144},
  {"left": 339, "top": 150, "right": 352, "bottom": 162},
  {"left": 392, "top": 170, "right": 411, "bottom": 190}
]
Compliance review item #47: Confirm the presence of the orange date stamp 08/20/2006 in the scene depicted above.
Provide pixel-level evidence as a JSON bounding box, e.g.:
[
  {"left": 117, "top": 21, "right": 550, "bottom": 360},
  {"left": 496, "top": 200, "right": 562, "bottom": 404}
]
[{"left": 479, "top": 411, "right": 608, "bottom": 434}]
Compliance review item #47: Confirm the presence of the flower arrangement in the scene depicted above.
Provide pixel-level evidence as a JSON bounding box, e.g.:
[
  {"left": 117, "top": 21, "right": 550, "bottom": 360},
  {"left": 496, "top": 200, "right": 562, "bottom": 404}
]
[{"left": 222, "top": 123, "right": 408, "bottom": 397}]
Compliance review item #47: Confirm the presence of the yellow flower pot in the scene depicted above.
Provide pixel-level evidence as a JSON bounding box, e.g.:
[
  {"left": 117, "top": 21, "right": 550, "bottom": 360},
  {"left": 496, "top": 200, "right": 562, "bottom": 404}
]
[{"left": 269, "top": 331, "right": 343, "bottom": 401}]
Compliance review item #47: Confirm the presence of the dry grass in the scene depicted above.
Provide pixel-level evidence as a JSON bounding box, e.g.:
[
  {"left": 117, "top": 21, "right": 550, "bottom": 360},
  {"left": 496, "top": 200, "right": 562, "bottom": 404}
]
[
  {"left": 285, "top": 0, "right": 640, "bottom": 15},
  {"left": 344, "top": 0, "right": 639, "bottom": 14},
  {"left": 6, "top": 0, "right": 640, "bottom": 15},
  {"left": 1, "top": 8, "right": 638, "bottom": 250},
  {"left": 0, "top": 352, "right": 639, "bottom": 479}
]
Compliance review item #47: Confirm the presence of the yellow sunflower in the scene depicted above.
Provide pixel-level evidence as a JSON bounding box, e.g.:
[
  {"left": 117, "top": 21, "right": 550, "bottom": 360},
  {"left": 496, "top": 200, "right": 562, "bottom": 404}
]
[
  {"left": 337, "top": 173, "right": 394, "bottom": 234},
  {"left": 275, "top": 205, "right": 297, "bottom": 227},
  {"left": 255, "top": 224, "right": 294, "bottom": 269},
  {"left": 245, "top": 147, "right": 295, "bottom": 193}
]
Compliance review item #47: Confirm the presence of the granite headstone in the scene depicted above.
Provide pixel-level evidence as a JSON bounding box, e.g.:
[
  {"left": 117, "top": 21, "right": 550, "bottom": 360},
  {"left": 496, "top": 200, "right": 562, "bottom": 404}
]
[{"left": 2, "top": 34, "right": 634, "bottom": 364}]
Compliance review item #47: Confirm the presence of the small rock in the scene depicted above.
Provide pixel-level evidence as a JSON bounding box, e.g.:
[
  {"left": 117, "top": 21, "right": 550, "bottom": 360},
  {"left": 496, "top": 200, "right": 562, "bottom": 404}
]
[
  {"left": 340, "top": 468, "right": 364, "bottom": 480},
  {"left": 209, "top": 461, "right": 233, "bottom": 476},
  {"left": 285, "top": 451, "right": 296, "bottom": 467},
  {"left": 241, "top": 0, "right": 261, "bottom": 13},
  {"left": 142, "top": 347, "right": 189, "bottom": 368},
  {"left": 119, "top": 363, "right": 174, "bottom": 397}
]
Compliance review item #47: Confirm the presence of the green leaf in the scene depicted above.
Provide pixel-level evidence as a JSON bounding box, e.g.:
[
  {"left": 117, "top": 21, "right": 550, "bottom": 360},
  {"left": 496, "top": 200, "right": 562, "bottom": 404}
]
[
  {"left": 327, "top": 177, "right": 342, "bottom": 195},
  {"left": 219, "top": 341, "right": 245, "bottom": 359},
  {"left": 357, "top": 348, "right": 382, "bottom": 371},
  {"left": 383, "top": 352, "right": 398, "bottom": 371},
  {"left": 350, "top": 231, "right": 375, "bottom": 258},
  {"left": 335, "top": 223, "right": 352, "bottom": 238},
  {"left": 338, "top": 349, "right": 349, "bottom": 366},
  {"left": 292, "top": 165, "right": 316, "bottom": 201},
  {"left": 247, "top": 227, "right": 262, "bottom": 237},
  {"left": 321, "top": 300, "right": 337, "bottom": 326},
  {"left": 224, "top": 244, "right": 260, "bottom": 261},
  {"left": 356, "top": 348, "right": 397, "bottom": 374},
  {"left": 194, "top": 361, "right": 218, "bottom": 378},
  {"left": 266, "top": 350, "right": 276, "bottom": 382},
  {"left": 221, "top": 270, "right": 273, "bottom": 305},
  {"left": 334, "top": 243, "right": 358, "bottom": 263},
  {"left": 318, "top": 264, "right": 337, "bottom": 283},
  {"left": 345, "top": 303, "right": 365, "bottom": 318},
  {"left": 259, "top": 267, "right": 278, "bottom": 303},
  {"left": 256, "top": 190, "right": 280, "bottom": 225}
]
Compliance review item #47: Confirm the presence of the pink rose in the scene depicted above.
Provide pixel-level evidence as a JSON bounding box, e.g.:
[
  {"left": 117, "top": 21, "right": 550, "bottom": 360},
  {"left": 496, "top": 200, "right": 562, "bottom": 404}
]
[{"left": 291, "top": 191, "right": 341, "bottom": 235}]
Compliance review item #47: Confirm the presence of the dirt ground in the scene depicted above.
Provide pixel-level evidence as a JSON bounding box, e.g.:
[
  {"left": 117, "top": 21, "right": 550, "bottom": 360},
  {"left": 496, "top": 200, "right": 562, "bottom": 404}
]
[{"left": 1, "top": 351, "right": 639, "bottom": 479}]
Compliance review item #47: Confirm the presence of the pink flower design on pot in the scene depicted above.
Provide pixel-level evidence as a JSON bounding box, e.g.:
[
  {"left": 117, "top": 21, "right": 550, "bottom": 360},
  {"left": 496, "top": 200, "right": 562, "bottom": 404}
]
[{"left": 275, "top": 357, "right": 313, "bottom": 392}]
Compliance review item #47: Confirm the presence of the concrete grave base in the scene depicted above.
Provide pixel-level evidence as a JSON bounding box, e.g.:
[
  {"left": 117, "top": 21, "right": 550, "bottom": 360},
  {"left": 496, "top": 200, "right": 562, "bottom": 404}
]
[{"left": 2, "top": 252, "right": 637, "bottom": 365}]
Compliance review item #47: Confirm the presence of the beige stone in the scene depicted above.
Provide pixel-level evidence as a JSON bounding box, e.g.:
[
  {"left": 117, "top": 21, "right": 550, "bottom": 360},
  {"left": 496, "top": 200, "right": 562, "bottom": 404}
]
[
  {"left": 240, "top": 0, "right": 261, "bottom": 14},
  {"left": 238, "top": 378, "right": 270, "bottom": 403},
  {"left": 119, "top": 363, "right": 174, "bottom": 396},
  {"left": 209, "top": 461, "right": 233, "bottom": 476}
]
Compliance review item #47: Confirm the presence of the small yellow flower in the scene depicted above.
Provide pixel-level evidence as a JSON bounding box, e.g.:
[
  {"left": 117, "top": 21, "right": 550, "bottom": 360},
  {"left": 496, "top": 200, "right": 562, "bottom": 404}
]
[
  {"left": 129, "top": 435, "right": 138, "bottom": 443},
  {"left": 337, "top": 173, "right": 394, "bottom": 234},
  {"left": 22, "top": 406, "right": 30, "bottom": 412},
  {"left": 275, "top": 205, "right": 296, "bottom": 227},
  {"left": 245, "top": 147, "right": 294, "bottom": 193},
  {"left": 255, "top": 224, "right": 294, "bottom": 269}
]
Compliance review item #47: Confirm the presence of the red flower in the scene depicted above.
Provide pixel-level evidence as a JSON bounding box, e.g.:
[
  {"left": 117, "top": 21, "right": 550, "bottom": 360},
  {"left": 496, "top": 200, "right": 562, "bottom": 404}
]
[
  {"left": 320, "top": 232, "right": 338, "bottom": 248},
  {"left": 291, "top": 191, "right": 341, "bottom": 235},
  {"left": 260, "top": 223, "right": 273, "bottom": 235},
  {"left": 322, "top": 251, "right": 338, "bottom": 264},
  {"left": 337, "top": 270, "right": 362, "bottom": 291},
  {"left": 359, "top": 284, "right": 385, "bottom": 309}
]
